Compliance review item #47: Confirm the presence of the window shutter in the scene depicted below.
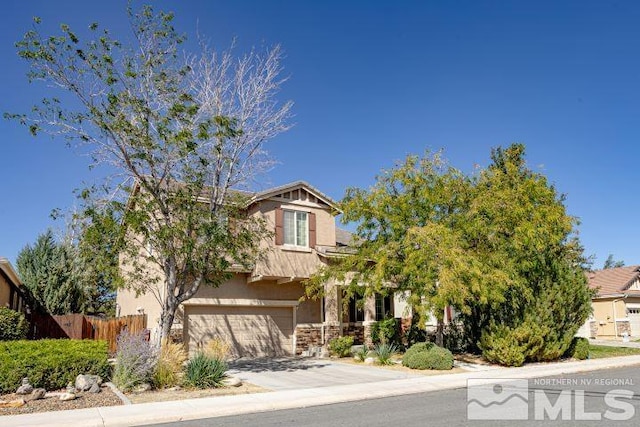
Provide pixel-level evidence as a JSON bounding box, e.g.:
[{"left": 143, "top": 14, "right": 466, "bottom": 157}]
[
  {"left": 275, "top": 208, "right": 284, "bottom": 245},
  {"left": 309, "top": 212, "right": 316, "bottom": 248}
]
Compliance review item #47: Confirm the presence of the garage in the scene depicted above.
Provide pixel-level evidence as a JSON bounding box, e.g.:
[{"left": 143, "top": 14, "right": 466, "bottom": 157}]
[
  {"left": 627, "top": 306, "right": 640, "bottom": 337},
  {"left": 184, "top": 305, "right": 294, "bottom": 358}
]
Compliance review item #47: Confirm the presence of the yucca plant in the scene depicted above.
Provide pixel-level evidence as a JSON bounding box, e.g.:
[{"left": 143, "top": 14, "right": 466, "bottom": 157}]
[
  {"left": 355, "top": 345, "right": 370, "bottom": 362},
  {"left": 373, "top": 343, "right": 398, "bottom": 365},
  {"left": 184, "top": 352, "right": 227, "bottom": 389}
]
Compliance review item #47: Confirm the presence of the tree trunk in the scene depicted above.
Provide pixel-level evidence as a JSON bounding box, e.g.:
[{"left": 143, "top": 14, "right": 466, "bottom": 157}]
[
  {"left": 436, "top": 317, "right": 444, "bottom": 347},
  {"left": 158, "top": 300, "right": 177, "bottom": 348}
]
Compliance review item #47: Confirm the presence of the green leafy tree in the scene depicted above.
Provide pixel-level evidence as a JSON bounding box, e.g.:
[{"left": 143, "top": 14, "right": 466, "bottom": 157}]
[
  {"left": 308, "top": 144, "right": 593, "bottom": 363},
  {"left": 603, "top": 254, "right": 625, "bottom": 269},
  {"left": 467, "top": 145, "right": 593, "bottom": 362},
  {"left": 306, "top": 152, "right": 505, "bottom": 346},
  {"left": 10, "top": 5, "right": 291, "bottom": 342},
  {"left": 16, "top": 230, "right": 85, "bottom": 314}
]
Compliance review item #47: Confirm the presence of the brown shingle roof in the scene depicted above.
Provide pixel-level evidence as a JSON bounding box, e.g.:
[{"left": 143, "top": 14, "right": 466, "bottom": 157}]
[{"left": 588, "top": 265, "right": 640, "bottom": 297}]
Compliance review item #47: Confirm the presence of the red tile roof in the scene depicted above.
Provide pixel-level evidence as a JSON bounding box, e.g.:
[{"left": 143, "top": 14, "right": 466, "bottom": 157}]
[{"left": 587, "top": 265, "right": 640, "bottom": 297}]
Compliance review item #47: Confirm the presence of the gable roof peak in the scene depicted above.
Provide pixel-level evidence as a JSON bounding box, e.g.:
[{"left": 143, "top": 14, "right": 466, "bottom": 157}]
[{"left": 251, "top": 180, "right": 340, "bottom": 212}]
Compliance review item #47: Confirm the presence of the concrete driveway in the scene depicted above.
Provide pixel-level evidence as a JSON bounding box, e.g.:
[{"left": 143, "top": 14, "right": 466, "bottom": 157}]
[{"left": 228, "top": 357, "right": 421, "bottom": 391}]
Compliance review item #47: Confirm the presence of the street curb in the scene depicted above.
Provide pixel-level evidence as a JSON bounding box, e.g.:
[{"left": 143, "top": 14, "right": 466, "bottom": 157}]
[
  {"left": 105, "top": 382, "right": 132, "bottom": 405},
  {"left": 4, "top": 355, "right": 640, "bottom": 427}
]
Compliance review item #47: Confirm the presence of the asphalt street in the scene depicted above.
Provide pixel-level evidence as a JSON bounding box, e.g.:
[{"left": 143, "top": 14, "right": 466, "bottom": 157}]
[{"left": 148, "top": 366, "right": 640, "bottom": 426}]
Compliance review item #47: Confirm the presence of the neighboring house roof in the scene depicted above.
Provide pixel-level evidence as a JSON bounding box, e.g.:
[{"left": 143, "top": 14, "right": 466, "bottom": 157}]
[
  {"left": 588, "top": 265, "right": 640, "bottom": 297},
  {"left": 335, "top": 228, "right": 355, "bottom": 247},
  {"left": 0, "top": 257, "right": 22, "bottom": 287}
]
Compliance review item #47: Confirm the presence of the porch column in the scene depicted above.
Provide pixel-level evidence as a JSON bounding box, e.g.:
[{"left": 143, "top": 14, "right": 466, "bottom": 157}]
[
  {"left": 363, "top": 294, "right": 376, "bottom": 347},
  {"left": 323, "top": 279, "right": 342, "bottom": 344}
]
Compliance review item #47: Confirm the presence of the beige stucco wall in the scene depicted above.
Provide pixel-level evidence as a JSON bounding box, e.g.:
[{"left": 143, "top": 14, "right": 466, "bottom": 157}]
[
  {"left": 592, "top": 298, "right": 628, "bottom": 337},
  {"left": 116, "top": 287, "right": 164, "bottom": 330},
  {"left": 117, "top": 273, "right": 322, "bottom": 330},
  {"left": 249, "top": 199, "right": 336, "bottom": 279},
  {"left": 251, "top": 199, "right": 337, "bottom": 247},
  {"left": 190, "top": 274, "right": 321, "bottom": 324},
  {"left": 0, "top": 274, "right": 11, "bottom": 308}
]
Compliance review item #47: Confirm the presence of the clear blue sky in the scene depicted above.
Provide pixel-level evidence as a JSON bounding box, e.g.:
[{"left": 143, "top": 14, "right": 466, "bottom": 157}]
[{"left": 1, "top": 1, "right": 639, "bottom": 268}]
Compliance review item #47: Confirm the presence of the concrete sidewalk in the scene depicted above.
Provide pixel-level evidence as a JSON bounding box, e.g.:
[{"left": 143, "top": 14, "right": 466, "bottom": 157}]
[
  {"left": 590, "top": 339, "right": 640, "bottom": 348},
  {"left": 4, "top": 355, "right": 640, "bottom": 427}
]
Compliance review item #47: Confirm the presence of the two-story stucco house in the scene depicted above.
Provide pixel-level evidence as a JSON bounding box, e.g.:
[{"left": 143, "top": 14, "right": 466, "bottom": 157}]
[
  {"left": 116, "top": 181, "right": 405, "bottom": 358},
  {"left": 0, "top": 257, "right": 26, "bottom": 312}
]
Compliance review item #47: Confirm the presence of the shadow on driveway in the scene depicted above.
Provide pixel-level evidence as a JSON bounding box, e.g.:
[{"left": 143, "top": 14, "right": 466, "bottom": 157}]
[
  {"left": 227, "top": 357, "right": 421, "bottom": 391},
  {"left": 229, "top": 357, "right": 330, "bottom": 373}
]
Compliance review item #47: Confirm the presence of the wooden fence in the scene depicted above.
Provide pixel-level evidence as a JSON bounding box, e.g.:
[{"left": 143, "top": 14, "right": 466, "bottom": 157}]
[{"left": 30, "top": 313, "right": 147, "bottom": 353}]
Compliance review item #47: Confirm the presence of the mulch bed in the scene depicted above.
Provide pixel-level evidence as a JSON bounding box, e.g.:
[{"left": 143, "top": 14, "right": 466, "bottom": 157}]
[{"left": 0, "top": 385, "right": 123, "bottom": 416}]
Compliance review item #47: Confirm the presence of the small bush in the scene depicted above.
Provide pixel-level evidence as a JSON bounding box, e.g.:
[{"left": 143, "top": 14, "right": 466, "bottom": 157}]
[
  {"left": 565, "top": 337, "right": 590, "bottom": 360},
  {"left": 0, "top": 307, "right": 28, "bottom": 341},
  {"left": 328, "top": 336, "right": 354, "bottom": 357},
  {"left": 371, "top": 317, "right": 400, "bottom": 346},
  {"left": 153, "top": 339, "right": 188, "bottom": 389},
  {"left": 112, "top": 331, "right": 156, "bottom": 391},
  {"left": 184, "top": 353, "right": 227, "bottom": 389},
  {"left": 402, "top": 341, "right": 434, "bottom": 366},
  {"left": 204, "top": 338, "right": 231, "bottom": 361},
  {"left": 0, "top": 339, "right": 111, "bottom": 393},
  {"left": 373, "top": 342, "right": 398, "bottom": 365},
  {"left": 354, "top": 345, "right": 369, "bottom": 362},
  {"left": 403, "top": 345, "right": 454, "bottom": 370}
]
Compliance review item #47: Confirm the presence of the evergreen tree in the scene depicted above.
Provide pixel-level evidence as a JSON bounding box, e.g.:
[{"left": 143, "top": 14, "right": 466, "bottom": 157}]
[{"left": 16, "top": 230, "right": 85, "bottom": 314}]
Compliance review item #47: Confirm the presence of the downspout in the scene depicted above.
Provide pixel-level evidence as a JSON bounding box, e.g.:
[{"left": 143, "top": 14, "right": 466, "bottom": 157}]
[
  {"left": 612, "top": 294, "right": 629, "bottom": 338},
  {"left": 321, "top": 298, "right": 325, "bottom": 345},
  {"left": 613, "top": 299, "right": 619, "bottom": 338}
]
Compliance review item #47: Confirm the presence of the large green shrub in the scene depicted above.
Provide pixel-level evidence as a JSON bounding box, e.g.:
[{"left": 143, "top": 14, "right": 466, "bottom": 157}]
[
  {"left": 0, "top": 307, "right": 28, "bottom": 341},
  {"left": 404, "top": 347, "right": 454, "bottom": 370},
  {"left": 402, "top": 341, "right": 434, "bottom": 366},
  {"left": 0, "top": 339, "right": 111, "bottom": 393},
  {"left": 402, "top": 342, "right": 453, "bottom": 370},
  {"left": 184, "top": 353, "right": 227, "bottom": 389},
  {"left": 565, "top": 337, "right": 590, "bottom": 360},
  {"left": 328, "top": 336, "right": 354, "bottom": 357}
]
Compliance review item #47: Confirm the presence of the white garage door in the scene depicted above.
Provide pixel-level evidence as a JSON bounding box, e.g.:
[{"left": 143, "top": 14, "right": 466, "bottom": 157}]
[
  {"left": 628, "top": 308, "right": 640, "bottom": 337},
  {"left": 185, "top": 305, "right": 293, "bottom": 358}
]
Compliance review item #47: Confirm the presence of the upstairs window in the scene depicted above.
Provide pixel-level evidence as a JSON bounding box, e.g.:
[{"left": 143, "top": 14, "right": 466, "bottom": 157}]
[
  {"left": 284, "top": 210, "right": 308, "bottom": 247},
  {"left": 275, "top": 207, "right": 316, "bottom": 247}
]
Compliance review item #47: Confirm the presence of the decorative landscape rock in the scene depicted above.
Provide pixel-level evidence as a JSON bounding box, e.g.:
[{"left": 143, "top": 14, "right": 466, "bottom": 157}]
[
  {"left": 222, "top": 377, "right": 242, "bottom": 387},
  {"left": 89, "top": 383, "right": 102, "bottom": 394},
  {"left": 133, "top": 383, "right": 152, "bottom": 393},
  {"left": 59, "top": 392, "right": 77, "bottom": 401},
  {"left": 364, "top": 357, "right": 375, "bottom": 365},
  {"left": 30, "top": 388, "right": 47, "bottom": 400},
  {"left": 16, "top": 377, "right": 33, "bottom": 395},
  {"left": 75, "top": 374, "right": 103, "bottom": 391},
  {"left": 0, "top": 399, "right": 26, "bottom": 408},
  {"left": 66, "top": 383, "right": 77, "bottom": 394}
]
